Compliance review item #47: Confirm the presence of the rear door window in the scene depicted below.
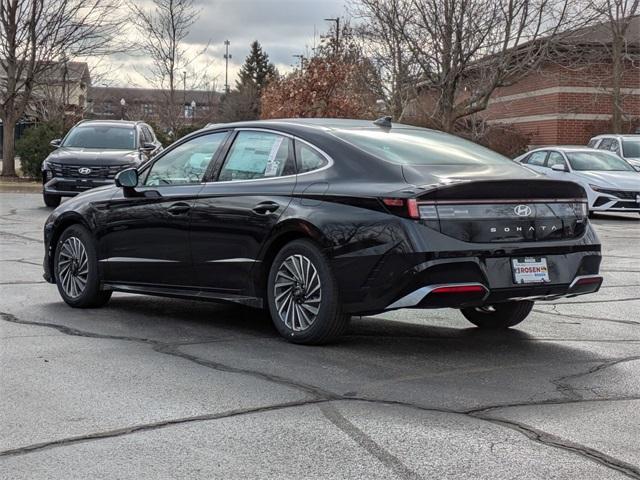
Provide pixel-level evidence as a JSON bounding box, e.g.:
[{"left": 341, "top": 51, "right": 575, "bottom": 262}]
[{"left": 218, "top": 131, "right": 294, "bottom": 181}]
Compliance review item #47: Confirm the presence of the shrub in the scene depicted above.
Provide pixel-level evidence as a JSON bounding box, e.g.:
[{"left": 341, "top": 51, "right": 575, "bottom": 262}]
[{"left": 15, "top": 122, "right": 65, "bottom": 179}]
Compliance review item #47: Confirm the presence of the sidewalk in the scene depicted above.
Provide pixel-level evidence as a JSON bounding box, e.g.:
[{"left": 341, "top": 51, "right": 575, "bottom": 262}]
[{"left": 0, "top": 178, "right": 40, "bottom": 193}]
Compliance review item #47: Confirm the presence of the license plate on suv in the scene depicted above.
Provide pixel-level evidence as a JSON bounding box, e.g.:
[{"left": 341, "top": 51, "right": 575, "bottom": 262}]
[{"left": 512, "top": 257, "right": 550, "bottom": 284}]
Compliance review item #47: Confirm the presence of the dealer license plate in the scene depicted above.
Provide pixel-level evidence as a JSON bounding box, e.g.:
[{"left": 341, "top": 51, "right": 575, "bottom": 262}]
[{"left": 512, "top": 257, "right": 550, "bottom": 284}]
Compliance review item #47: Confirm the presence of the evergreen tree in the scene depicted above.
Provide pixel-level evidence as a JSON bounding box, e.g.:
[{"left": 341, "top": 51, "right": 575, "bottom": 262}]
[{"left": 236, "top": 40, "right": 277, "bottom": 92}]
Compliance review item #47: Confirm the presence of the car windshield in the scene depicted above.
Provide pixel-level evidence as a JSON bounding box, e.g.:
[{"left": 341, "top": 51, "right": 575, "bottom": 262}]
[
  {"left": 332, "top": 128, "right": 513, "bottom": 166},
  {"left": 62, "top": 125, "right": 135, "bottom": 150},
  {"left": 566, "top": 151, "right": 635, "bottom": 171},
  {"left": 622, "top": 139, "right": 640, "bottom": 158}
]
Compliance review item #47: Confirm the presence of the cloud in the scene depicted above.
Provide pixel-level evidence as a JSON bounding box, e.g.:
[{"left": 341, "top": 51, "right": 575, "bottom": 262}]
[{"left": 94, "top": 0, "right": 346, "bottom": 89}]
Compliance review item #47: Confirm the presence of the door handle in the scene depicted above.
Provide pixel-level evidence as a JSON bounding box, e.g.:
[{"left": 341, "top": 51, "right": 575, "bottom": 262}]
[
  {"left": 252, "top": 201, "right": 280, "bottom": 214},
  {"left": 167, "top": 202, "right": 191, "bottom": 215}
]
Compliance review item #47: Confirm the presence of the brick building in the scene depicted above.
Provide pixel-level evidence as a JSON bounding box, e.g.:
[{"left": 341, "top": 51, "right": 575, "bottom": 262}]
[
  {"left": 87, "top": 86, "right": 220, "bottom": 130},
  {"left": 482, "top": 16, "right": 640, "bottom": 147}
]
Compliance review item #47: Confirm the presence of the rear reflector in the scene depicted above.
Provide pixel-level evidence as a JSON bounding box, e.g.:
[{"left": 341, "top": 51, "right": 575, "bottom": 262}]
[
  {"left": 573, "top": 276, "right": 603, "bottom": 286},
  {"left": 431, "top": 285, "right": 486, "bottom": 294}
]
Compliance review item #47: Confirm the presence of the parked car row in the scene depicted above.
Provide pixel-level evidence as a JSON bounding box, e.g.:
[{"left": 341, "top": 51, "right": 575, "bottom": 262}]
[{"left": 514, "top": 134, "right": 640, "bottom": 215}]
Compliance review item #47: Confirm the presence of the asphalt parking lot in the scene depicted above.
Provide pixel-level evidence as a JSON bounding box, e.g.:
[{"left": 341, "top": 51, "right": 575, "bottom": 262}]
[{"left": 1, "top": 191, "right": 639, "bottom": 479}]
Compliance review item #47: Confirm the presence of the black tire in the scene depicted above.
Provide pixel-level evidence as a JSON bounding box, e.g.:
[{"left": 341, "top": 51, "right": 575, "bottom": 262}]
[
  {"left": 461, "top": 300, "right": 534, "bottom": 329},
  {"left": 54, "top": 224, "right": 112, "bottom": 308},
  {"left": 267, "top": 239, "right": 349, "bottom": 345},
  {"left": 43, "top": 193, "right": 61, "bottom": 208}
]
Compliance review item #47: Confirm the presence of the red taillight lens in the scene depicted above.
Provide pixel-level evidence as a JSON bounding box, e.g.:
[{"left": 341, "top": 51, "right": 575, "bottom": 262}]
[
  {"left": 382, "top": 198, "right": 404, "bottom": 207},
  {"left": 574, "top": 276, "right": 602, "bottom": 286},
  {"left": 381, "top": 198, "right": 420, "bottom": 219},
  {"left": 431, "top": 285, "right": 486, "bottom": 294}
]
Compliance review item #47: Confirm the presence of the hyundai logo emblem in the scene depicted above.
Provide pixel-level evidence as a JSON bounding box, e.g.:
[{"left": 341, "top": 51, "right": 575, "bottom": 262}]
[
  {"left": 514, "top": 204, "right": 533, "bottom": 217},
  {"left": 78, "top": 167, "right": 91, "bottom": 175}
]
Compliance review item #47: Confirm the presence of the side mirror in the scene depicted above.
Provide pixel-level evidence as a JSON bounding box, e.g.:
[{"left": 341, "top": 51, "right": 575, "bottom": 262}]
[
  {"left": 140, "top": 142, "right": 156, "bottom": 151},
  {"left": 115, "top": 168, "right": 139, "bottom": 188},
  {"left": 50, "top": 139, "right": 61, "bottom": 147},
  {"left": 551, "top": 163, "right": 567, "bottom": 172}
]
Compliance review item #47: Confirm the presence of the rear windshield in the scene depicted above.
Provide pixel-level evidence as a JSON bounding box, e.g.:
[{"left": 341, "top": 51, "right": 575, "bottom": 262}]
[
  {"left": 567, "top": 151, "right": 635, "bottom": 171},
  {"left": 622, "top": 139, "right": 640, "bottom": 158},
  {"left": 332, "top": 128, "right": 513, "bottom": 166},
  {"left": 62, "top": 125, "right": 136, "bottom": 150}
]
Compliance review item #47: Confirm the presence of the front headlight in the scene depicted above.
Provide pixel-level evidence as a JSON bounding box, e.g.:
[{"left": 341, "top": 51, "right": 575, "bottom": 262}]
[
  {"left": 42, "top": 160, "right": 51, "bottom": 171},
  {"left": 589, "top": 184, "right": 608, "bottom": 193}
]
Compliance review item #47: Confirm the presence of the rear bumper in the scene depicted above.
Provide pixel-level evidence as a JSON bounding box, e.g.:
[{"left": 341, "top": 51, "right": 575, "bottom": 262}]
[
  {"left": 43, "top": 177, "right": 114, "bottom": 196},
  {"left": 334, "top": 241, "right": 602, "bottom": 315},
  {"left": 385, "top": 274, "right": 602, "bottom": 311}
]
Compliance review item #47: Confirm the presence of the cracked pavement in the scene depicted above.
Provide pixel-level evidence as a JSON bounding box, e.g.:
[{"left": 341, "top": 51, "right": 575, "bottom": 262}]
[{"left": 1, "top": 192, "right": 639, "bottom": 479}]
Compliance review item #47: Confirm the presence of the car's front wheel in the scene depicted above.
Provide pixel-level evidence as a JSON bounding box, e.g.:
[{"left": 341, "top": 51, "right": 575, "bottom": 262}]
[
  {"left": 267, "top": 239, "right": 349, "bottom": 345},
  {"left": 460, "top": 300, "right": 534, "bottom": 329},
  {"left": 54, "top": 224, "right": 112, "bottom": 308},
  {"left": 43, "top": 192, "right": 61, "bottom": 208}
]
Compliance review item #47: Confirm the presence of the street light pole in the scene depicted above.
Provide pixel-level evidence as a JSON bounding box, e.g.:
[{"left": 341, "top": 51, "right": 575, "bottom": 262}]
[
  {"left": 324, "top": 17, "right": 340, "bottom": 55},
  {"left": 224, "top": 40, "right": 232, "bottom": 93},
  {"left": 182, "top": 71, "right": 187, "bottom": 118}
]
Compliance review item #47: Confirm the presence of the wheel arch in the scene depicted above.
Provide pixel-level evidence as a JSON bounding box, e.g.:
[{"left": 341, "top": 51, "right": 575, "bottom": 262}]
[
  {"left": 252, "top": 219, "right": 327, "bottom": 299},
  {"left": 48, "top": 213, "right": 94, "bottom": 282}
]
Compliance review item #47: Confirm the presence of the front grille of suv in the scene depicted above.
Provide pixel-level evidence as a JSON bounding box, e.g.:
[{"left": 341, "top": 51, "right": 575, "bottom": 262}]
[{"left": 49, "top": 162, "right": 128, "bottom": 179}]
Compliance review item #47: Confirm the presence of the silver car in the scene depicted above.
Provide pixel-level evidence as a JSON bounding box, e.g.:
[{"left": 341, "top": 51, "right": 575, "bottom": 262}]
[{"left": 588, "top": 134, "right": 640, "bottom": 171}]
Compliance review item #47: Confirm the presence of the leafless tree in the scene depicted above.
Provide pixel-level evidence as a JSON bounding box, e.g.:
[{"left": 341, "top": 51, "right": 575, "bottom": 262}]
[
  {"left": 363, "top": 0, "right": 590, "bottom": 132},
  {"left": 0, "top": 0, "right": 123, "bottom": 176},
  {"left": 589, "top": 0, "right": 639, "bottom": 132},
  {"left": 350, "top": 0, "right": 419, "bottom": 120},
  {"left": 129, "top": 0, "right": 204, "bottom": 133}
]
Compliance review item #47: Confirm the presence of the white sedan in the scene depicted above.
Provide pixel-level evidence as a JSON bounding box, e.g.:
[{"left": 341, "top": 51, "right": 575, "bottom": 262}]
[{"left": 515, "top": 147, "right": 640, "bottom": 214}]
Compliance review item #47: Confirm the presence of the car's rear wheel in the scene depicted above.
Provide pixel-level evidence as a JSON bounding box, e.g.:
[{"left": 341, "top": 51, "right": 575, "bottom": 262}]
[
  {"left": 43, "top": 193, "right": 61, "bottom": 208},
  {"left": 54, "top": 224, "right": 112, "bottom": 308},
  {"left": 460, "top": 300, "right": 534, "bottom": 329},
  {"left": 267, "top": 239, "right": 349, "bottom": 345}
]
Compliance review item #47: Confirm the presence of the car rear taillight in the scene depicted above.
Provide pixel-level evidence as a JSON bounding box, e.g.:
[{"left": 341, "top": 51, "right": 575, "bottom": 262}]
[{"left": 382, "top": 198, "right": 420, "bottom": 219}]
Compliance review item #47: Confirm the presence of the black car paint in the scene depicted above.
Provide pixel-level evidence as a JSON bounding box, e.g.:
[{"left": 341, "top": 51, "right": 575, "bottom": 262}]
[{"left": 44, "top": 119, "right": 601, "bottom": 315}]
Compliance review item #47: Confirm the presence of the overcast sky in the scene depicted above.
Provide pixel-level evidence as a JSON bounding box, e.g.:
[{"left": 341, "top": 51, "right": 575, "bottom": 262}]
[{"left": 97, "top": 0, "right": 347, "bottom": 90}]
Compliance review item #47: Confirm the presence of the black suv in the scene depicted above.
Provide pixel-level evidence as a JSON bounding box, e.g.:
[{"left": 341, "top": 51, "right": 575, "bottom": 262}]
[{"left": 42, "top": 120, "right": 162, "bottom": 207}]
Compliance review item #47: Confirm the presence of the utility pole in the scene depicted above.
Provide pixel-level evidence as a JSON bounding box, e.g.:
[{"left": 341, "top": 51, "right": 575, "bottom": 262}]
[
  {"left": 292, "top": 54, "right": 304, "bottom": 73},
  {"left": 324, "top": 17, "right": 340, "bottom": 55},
  {"left": 224, "top": 40, "right": 232, "bottom": 93}
]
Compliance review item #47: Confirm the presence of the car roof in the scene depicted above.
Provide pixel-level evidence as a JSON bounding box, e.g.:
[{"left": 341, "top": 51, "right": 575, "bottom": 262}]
[
  {"left": 592, "top": 134, "right": 640, "bottom": 139},
  {"left": 528, "top": 146, "right": 606, "bottom": 153},
  {"left": 203, "top": 118, "right": 430, "bottom": 133},
  {"left": 74, "top": 119, "right": 142, "bottom": 128}
]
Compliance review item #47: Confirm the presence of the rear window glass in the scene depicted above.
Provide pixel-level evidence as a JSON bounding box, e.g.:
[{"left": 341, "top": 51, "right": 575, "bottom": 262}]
[
  {"left": 622, "top": 139, "right": 640, "bottom": 158},
  {"left": 63, "top": 125, "right": 135, "bottom": 150},
  {"left": 332, "top": 128, "right": 513, "bottom": 166}
]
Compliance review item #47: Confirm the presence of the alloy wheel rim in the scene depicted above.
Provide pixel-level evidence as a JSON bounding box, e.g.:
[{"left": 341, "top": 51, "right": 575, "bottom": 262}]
[
  {"left": 274, "top": 254, "right": 322, "bottom": 332},
  {"left": 58, "top": 237, "right": 89, "bottom": 299}
]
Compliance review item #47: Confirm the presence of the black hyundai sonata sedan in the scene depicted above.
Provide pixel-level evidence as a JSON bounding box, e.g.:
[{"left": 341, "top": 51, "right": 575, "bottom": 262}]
[{"left": 43, "top": 118, "right": 603, "bottom": 344}]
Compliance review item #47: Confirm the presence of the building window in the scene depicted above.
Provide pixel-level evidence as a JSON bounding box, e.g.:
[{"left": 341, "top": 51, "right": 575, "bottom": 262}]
[
  {"left": 143, "top": 103, "right": 153, "bottom": 116},
  {"left": 104, "top": 101, "right": 113, "bottom": 114},
  {"left": 184, "top": 103, "right": 194, "bottom": 119}
]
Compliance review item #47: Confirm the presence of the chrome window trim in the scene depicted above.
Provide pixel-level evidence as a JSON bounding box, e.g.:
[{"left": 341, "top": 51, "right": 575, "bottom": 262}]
[{"left": 203, "top": 127, "right": 334, "bottom": 185}]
